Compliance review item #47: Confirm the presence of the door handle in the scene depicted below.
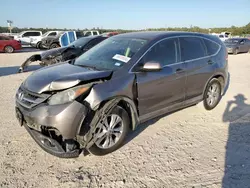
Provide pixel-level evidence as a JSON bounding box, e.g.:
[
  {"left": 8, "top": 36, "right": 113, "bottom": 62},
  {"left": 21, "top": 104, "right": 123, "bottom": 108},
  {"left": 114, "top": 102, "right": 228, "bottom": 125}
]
[
  {"left": 208, "top": 60, "right": 214, "bottom": 65},
  {"left": 175, "top": 68, "right": 185, "bottom": 73}
]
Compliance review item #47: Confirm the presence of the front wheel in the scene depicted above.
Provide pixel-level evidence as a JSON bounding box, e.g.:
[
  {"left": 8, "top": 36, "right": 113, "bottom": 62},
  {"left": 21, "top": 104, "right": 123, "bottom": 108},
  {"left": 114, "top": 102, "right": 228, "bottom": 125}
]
[
  {"left": 36, "top": 42, "right": 42, "bottom": 49},
  {"left": 203, "top": 79, "right": 222, "bottom": 110},
  {"left": 88, "top": 106, "right": 130, "bottom": 156},
  {"left": 233, "top": 48, "right": 239, "bottom": 55}
]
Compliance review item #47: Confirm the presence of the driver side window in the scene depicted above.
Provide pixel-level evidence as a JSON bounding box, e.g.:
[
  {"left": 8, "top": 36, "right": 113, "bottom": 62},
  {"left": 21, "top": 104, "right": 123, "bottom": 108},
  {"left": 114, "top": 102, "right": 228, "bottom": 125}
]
[{"left": 142, "top": 38, "right": 178, "bottom": 66}]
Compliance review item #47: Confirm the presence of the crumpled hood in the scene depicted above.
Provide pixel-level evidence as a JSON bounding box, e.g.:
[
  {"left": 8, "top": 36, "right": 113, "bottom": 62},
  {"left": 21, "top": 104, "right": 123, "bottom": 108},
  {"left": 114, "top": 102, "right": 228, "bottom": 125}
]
[
  {"left": 23, "top": 63, "right": 112, "bottom": 94},
  {"left": 40, "top": 46, "right": 69, "bottom": 59}
]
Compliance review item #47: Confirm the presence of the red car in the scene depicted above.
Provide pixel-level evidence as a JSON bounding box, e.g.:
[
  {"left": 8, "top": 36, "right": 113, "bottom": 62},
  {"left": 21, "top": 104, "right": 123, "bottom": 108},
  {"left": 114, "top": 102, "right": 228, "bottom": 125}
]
[
  {"left": 101, "top": 32, "right": 119, "bottom": 37},
  {"left": 0, "top": 34, "right": 21, "bottom": 53}
]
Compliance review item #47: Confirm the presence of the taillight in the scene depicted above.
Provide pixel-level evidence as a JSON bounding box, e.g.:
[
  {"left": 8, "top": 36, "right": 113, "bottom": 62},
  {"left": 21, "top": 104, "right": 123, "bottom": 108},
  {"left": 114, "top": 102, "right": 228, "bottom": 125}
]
[{"left": 225, "top": 51, "right": 228, "bottom": 61}]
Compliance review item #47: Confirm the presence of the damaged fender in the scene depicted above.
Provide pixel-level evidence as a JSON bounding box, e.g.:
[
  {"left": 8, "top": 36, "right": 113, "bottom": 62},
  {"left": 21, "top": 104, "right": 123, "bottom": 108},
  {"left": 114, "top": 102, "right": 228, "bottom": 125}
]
[{"left": 80, "top": 74, "right": 139, "bottom": 149}]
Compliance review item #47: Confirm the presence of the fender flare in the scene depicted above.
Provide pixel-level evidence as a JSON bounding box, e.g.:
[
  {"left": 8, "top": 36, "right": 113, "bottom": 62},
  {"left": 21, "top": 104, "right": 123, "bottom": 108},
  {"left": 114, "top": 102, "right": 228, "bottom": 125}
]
[{"left": 202, "top": 73, "right": 225, "bottom": 97}]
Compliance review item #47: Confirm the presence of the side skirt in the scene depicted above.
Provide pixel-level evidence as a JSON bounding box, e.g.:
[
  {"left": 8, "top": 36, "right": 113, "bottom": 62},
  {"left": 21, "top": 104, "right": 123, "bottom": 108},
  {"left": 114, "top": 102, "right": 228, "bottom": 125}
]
[{"left": 139, "top": 95, "right": 203, "bottom": 124}]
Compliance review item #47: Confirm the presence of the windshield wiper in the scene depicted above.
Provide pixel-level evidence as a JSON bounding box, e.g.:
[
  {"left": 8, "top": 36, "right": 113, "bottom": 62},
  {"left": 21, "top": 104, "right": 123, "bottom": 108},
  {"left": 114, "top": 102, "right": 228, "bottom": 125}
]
[{"left": 76, "top": 64, "right": 100, "bottom": 71}]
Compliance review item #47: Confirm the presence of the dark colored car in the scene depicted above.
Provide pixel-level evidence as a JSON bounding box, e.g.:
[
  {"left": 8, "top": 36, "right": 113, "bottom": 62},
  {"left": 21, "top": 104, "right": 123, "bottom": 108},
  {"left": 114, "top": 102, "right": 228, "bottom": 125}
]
[
  {"left": 41, "top": 31, "right": 84, "bottom": 49},
  {"left": 225, "top": 38, "right": 250, "bottom": 55},
  {"left": 0, "top": 35, "right": 21, "bottom": 53},
  {"left": 15, "top": 32, "right": 228, "bottom": 158},
  {"left": 18, "top": 35, "right": 107, "bottom": 72}
]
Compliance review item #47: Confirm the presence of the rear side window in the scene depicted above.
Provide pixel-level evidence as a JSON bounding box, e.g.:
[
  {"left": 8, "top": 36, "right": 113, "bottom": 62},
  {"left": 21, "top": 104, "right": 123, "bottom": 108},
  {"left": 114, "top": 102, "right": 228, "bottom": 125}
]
[
  {"left": 180, "top": 37, "right": 206, "bottom": 61},
  {"left": 203, "top": 39, "right": 220, "bottom": 55},
  {"left": 93, "top": 31, "right": 98, "bottom": 35},
  {"left": 143, "top": 38, "right": 178, "bottom": 66},
  {"left": 48, "top": 32, "right": 57, "bottom": 36}
]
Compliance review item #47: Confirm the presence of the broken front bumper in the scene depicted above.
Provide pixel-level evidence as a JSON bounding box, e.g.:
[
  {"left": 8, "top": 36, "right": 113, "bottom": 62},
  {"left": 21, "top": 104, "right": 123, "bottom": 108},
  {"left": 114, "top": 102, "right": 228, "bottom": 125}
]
[{"left": 15, "top": 99, "right": 89, "bottom": 158}]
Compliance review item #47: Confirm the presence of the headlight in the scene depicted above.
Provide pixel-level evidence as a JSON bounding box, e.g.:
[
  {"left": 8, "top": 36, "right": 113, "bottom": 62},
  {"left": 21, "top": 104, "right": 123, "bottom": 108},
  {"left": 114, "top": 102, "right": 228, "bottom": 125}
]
[{"left": 48, "top": 85, "right": 91, "bottom": 105}]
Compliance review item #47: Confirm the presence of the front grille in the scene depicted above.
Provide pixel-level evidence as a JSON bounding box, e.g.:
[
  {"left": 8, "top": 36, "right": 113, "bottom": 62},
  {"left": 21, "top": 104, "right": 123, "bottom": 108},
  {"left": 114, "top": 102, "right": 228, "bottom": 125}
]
[{"left": 16, "top": 86, "right": 50, "bottom": 109}]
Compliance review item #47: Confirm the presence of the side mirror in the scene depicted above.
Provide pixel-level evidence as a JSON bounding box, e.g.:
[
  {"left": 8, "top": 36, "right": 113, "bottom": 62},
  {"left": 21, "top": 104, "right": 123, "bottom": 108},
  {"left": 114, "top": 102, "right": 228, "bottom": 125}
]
[
  {"left": 240, "top": 41, "right": 244, "bottom": 45},
  {"left": 140, "top": 61, "right": 162, "bottom": 72}
]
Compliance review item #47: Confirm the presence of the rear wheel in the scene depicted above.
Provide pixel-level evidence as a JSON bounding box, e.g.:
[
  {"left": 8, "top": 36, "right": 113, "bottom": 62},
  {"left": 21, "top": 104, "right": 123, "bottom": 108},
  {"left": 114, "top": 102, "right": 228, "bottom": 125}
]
[
  {"left": 49, "top": 43, "right": 60, "bottom": 49},
  {"left": 4, "top": 45, "right": 14, "bottom": 53},
  {"left": 203, "top": 79, "right": 222, "bottom": 110},
  {"left": 88, "top": 106, "right": 130, "bottom": 156}
]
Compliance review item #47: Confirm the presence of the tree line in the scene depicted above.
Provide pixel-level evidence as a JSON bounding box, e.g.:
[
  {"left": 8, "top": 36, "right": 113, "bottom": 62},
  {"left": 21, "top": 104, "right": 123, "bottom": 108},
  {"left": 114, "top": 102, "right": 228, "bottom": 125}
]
[{"left": 0, "top": 23, "right": 249, "bottom": 36}]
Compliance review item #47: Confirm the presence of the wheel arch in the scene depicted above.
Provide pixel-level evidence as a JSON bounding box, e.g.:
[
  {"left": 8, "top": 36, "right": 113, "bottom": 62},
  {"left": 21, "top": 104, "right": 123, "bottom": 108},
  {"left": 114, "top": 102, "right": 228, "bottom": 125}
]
[
  {"left": 96, "top": 96, "right": 139, "bottom": 131},
  {"left": 4, "top": 45, "right": 14, "bottom": 52},
  {"left": 202, "top": 74, "right": 225, "bottom": 97}
]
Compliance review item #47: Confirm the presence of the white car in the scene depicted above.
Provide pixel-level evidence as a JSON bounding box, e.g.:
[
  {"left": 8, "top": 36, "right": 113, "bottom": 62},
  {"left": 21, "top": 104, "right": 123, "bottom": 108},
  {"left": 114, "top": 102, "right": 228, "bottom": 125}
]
[
  {"left": 31, "top": 31, "right": 60, "bottom": 49},
  {"left": 83, "top": 30, "right": 100, "bottom": 36},
  {"left": 14, "top": 31, "right": 42, "bottom": 47}
]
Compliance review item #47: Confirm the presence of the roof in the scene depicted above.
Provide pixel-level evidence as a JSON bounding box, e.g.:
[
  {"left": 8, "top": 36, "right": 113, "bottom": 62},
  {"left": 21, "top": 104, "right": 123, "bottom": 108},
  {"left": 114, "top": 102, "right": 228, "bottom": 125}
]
[{"left": 114, "top": 31, "right": 210, "bottom": 40}]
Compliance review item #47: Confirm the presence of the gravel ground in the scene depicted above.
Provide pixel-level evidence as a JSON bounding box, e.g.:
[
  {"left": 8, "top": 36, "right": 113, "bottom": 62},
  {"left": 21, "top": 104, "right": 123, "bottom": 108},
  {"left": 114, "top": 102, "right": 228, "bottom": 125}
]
[{"left": 0, "top": 50, "right": 250, "bottom": 188}]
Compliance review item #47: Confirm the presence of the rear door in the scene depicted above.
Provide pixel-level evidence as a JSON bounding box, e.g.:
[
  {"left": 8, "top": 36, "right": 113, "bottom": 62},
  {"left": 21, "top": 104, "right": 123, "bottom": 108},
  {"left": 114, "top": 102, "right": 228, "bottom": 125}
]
[
  {"left": 136, "top": 37, "right": 186, "bottom": 117},
  {"left": 180, "top": 36, "right": 216, "bottom": 100}
]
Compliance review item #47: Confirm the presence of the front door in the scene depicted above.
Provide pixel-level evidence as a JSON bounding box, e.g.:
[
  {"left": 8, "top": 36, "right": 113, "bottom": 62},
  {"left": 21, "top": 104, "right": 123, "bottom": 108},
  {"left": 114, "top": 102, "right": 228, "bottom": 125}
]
[
  {"left": 135, "top": 38, "right": 186, "bottom": 117},
  {"left": 20, "top": 32, "right": 32, "bottom": 45}
]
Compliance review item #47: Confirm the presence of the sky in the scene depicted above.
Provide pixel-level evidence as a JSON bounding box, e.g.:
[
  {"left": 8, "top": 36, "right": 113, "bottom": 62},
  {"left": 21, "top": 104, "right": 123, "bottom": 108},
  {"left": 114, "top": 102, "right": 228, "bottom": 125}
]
[{"left": 0, "top": 0, "right": 250, "bottom": 30}]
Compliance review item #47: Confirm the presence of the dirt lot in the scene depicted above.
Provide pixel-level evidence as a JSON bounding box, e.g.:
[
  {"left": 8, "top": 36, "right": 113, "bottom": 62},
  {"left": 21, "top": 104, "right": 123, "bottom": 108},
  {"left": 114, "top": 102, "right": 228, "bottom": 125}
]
[{"left": 0, "top": 50, "right": 250, "bottom": 188}]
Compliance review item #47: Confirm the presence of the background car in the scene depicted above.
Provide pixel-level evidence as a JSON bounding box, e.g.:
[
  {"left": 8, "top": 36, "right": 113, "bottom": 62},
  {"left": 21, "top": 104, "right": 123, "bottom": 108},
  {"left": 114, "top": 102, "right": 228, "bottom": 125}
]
[
  {"left": 41, "top": 31, "right": 85, "bottom": 49},
  {"left": 101, "top": 32, "right": 119, "bottom": 37},
  {"left": 18, "top": 35, "right": 107, "bottom": 72},
  {"left": 0, "top": 34, "right": 21, "bottom": 53},
  {"left": 13, "top": 30, "right": 42, "bottom": 47},
  {"left": 30, "top": 31, "right": 60, "bottom": 49},
  {"left": 225, "top": 38, "right": 250, "bottom": 55}
]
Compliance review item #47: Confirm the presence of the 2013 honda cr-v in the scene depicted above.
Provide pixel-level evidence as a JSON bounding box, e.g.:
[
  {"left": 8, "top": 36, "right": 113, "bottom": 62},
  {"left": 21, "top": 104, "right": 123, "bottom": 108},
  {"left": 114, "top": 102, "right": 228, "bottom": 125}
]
[{"left": 15, "top": 31, "right": 228, "bottom": 158}]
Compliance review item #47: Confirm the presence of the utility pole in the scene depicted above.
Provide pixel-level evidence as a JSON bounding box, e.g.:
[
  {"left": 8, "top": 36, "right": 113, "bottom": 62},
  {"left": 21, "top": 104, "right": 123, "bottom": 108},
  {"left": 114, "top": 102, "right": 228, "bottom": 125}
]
[{"left": 7, "top": 20, "right": 13, "bottom": 33}]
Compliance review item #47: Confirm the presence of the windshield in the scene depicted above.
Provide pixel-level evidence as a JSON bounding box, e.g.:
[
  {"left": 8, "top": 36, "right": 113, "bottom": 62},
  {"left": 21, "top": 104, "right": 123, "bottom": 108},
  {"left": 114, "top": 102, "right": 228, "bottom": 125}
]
[
  {"left": 225, "top": 39, "right": 240, "bottom": 43},
  {"left": 74, "top": 37, "right": 148, "bottom": 70},
  {"left": 42, "top": 31, "right": 50, "bottom": 37},
  {"left": 70, "top": 37, "right": 93, "bottom": 47}
]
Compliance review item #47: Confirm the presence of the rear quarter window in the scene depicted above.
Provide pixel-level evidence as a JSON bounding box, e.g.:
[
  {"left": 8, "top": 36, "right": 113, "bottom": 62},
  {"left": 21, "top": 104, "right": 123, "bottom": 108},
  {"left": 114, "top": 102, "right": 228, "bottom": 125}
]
[
  {"left": 203, "top": 39, "right": 220, "bottom": 56},
  {"left": 179, "top": 37, "right": 206, "bottom": 61}
]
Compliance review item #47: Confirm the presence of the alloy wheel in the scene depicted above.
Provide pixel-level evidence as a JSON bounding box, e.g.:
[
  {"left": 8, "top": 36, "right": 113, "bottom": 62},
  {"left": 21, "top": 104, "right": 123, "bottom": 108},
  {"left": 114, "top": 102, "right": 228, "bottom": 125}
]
[
  {"left": 206, "top": 83, "right": 220, "bottom": 107},
  {"left": 94, "top": 114, "right": 123, "bottom": 149}
]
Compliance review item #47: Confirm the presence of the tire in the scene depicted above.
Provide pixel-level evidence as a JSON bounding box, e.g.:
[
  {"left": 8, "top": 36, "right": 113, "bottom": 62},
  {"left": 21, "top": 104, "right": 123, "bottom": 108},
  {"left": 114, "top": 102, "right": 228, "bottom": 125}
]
[
  {"left": 4, "top": 45, "right": 14, "bottom": 53},
  {"left": 36, "top": 42, "right": 42, "bottom": 49},
  {"left": 203, "top": 79, "right": 222, "bottom": 111},
  {"left": 233, "top": 48, "right": 239, "bottom": 55},
  {"left": 49, "top": 43, "right": 60, "bottom": 49},
  {"left": 88, "top": 106, "right": 130, "bottom": 156}
]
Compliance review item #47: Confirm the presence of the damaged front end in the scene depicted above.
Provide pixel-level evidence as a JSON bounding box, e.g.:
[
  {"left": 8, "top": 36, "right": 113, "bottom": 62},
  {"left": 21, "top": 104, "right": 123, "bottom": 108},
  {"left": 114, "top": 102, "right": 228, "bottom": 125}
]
[{"left": 18, "top": 47, "right": 70, "bottom": 73}]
